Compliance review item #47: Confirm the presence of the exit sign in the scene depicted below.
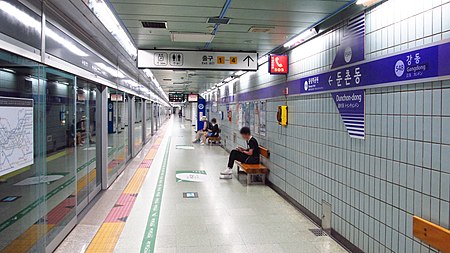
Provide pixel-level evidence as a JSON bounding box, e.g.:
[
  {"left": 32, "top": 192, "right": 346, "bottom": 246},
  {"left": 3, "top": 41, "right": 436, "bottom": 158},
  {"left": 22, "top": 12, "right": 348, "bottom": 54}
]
[{"left": 269, "top": 54, "right": 289, "bottom": 74}]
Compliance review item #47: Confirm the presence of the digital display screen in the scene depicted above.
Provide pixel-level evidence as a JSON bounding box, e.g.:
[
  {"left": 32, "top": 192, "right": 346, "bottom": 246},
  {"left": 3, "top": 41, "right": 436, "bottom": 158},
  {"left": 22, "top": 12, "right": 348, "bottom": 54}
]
[
  {"left": 187, "top": 94, "right": 198, "bottom": 102},
  {"left": 169, "top": 92, "right": 185, "bottom": 102}
]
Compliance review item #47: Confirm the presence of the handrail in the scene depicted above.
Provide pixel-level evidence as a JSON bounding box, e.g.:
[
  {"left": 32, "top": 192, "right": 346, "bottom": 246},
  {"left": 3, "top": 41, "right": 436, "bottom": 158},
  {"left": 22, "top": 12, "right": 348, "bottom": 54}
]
[{"left": 413, "top": 216, "right": 450, "bottom": 253}]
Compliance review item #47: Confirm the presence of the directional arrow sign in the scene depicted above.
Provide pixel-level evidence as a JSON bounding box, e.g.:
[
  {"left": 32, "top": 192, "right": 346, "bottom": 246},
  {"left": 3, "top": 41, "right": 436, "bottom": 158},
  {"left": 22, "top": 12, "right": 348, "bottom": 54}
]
[
  {"left": 138, "top": 50, "right": 258, "bottom": 71},
  {"left": 243, "top": 55, "right": 254, "bottom": 67}
]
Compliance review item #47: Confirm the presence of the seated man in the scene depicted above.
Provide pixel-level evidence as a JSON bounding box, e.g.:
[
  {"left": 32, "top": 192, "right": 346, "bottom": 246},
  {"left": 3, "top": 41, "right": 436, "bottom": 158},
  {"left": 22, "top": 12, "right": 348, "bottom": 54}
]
[
  {"left": 220, "top": 127, "right": 260, "bottom": 177},
  {"left": 192, "top": 116, "right": 211, "bottom": 144},
  {"left": 202, "top": 118, "right": 219, "bottom": 144}
]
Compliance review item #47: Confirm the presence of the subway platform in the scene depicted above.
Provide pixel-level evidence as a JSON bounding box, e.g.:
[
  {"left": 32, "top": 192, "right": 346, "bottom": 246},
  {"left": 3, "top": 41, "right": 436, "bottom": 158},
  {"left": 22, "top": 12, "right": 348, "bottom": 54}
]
[{"left": 55, "top": 118, "right": 348, "bottom": 253}]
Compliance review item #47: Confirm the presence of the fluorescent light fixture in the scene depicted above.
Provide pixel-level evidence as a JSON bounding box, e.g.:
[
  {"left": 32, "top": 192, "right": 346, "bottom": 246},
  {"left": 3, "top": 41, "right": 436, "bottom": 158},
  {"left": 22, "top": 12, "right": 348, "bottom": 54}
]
[
  {"left": 88, "top": 0, "right": 137, "bottom": 59},
  {"left": 1, "top": 68, "right": 15, "bottom": 73},
  {"left": 258, "top": 56, "right": 268, "bottom": 65},
  {"left": 25, "top": 76, "right": 37, "bottom": 82},
  {"left": 143, "top": 69, "right": 155, "bottom": 80},
  {"left": 234, "top": 70, "right": 245, "bottom": 76},
  {"left": 283, "top": 28, "right": 318, "bottom": 48},
  {"left": 0, "top": 1, "right": 89, "bottom": 57},
  {"left": 224, "top": 76, "right": 233, "bottom": 83},
  {"left": 356, "top": 0, "right": 383, "bottom": 7},
  {"left": 170, "top": 32, "right": 215, "bottom": 43}
]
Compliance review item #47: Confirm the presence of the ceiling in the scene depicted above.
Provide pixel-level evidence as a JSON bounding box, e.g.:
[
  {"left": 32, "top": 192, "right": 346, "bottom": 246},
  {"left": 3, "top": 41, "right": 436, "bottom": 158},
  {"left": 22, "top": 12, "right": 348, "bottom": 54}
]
[{"left": 109, "top": 0, "right": 355, "bottom": 93}]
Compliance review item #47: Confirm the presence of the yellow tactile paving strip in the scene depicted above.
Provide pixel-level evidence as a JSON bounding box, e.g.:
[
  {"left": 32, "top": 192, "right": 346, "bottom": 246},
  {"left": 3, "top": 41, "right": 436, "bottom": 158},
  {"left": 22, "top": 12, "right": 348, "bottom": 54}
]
[
  {"left": 85, "top": 131, "right": 166, "bottom": 253},
  {"left": 85, "top": 223, "right": 125, "bottom": 253},
  {"left": 123, "top": 167, "right": 148, "bottom": 194}
]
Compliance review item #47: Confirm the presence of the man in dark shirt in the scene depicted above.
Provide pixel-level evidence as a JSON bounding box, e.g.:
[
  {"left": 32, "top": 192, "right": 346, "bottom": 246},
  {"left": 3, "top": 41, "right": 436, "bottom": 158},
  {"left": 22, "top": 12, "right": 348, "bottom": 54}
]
[
  {"left": 202, "top": 118, "right": 219, "bottom": 144},
  {"left": 220, "top": 127, "right": 260, "bottom": 176}
]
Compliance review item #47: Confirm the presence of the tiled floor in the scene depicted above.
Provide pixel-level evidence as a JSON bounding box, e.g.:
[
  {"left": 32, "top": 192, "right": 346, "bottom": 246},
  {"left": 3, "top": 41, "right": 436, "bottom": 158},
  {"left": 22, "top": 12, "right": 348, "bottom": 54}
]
[{"left": 56, "top": 118, "right": 349, "bottom": 253}]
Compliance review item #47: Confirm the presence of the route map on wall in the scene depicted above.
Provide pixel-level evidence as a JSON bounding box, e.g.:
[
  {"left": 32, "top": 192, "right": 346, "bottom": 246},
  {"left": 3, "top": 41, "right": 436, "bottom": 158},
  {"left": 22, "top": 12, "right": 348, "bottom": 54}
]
[{"left": 0, "top": 97, "right": 34, "bottom": 177}]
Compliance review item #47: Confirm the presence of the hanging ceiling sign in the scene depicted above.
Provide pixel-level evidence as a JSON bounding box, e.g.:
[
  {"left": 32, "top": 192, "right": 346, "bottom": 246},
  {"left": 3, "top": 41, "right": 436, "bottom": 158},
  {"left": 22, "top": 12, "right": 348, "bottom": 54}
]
[
  {"left": 332, "top": 90, "right": 365, "bottom": 139},
  {"left": 300, "top": 40, "right": 450, "bottom": 94},
  {"left": 137, "top": 50, "right": 258, "bottom": 71},
  {"left": 269, "top": 54, "right": 289, "bottom": 74}
]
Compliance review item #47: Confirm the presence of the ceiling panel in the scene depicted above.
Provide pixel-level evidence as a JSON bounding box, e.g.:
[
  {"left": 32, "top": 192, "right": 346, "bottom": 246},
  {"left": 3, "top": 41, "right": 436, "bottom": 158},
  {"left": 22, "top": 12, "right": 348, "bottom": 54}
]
[{"left": 110, "top": 0, "right": 354, "bottom": 93}]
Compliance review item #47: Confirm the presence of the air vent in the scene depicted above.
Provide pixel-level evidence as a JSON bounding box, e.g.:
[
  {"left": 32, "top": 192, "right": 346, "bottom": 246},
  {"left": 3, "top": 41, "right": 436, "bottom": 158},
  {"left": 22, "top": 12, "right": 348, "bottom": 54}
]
[
  {"left": 207, "top": 17, "right": 231, "bottom": 25},
  {"left": 141, "top": 21, "right": 167, "bottom": 29},
  {"left": 309, "top": 229, "right": 328, "bottom": 237},
  {"left": 248, "top": 26, "right": 274, "bottom": 33}
]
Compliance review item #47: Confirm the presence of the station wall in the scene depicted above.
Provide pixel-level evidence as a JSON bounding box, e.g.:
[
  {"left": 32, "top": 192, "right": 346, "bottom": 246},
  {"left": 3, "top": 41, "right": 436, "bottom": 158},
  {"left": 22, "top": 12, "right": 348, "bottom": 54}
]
[{"left": 211, "top": 1, "right": 450, "bottom": 252}]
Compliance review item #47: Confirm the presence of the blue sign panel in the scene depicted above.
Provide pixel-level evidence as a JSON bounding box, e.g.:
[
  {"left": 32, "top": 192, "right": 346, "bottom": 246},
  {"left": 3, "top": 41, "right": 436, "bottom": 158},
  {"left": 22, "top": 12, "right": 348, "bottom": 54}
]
[
  {"left": 300, "top": 41, "right": 450, "bottom": 94},
  {"left": 332, "top": 90, "right": 365, "bottom": 139},
  {"left": 197, "top": 98, "right": 206, "bottom": 131},
  {"left": 331, "top": 13, "right": 365, "bottom": 69}
]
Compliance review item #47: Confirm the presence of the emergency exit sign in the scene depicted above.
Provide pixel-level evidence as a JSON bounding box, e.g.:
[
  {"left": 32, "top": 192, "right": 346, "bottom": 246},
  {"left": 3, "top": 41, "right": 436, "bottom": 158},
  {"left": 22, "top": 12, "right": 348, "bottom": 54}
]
[
  {"left": 137, "top": 50, "right": 258, "bottom": 71},
  {"left": 269, "top": 54, "right": 289, "bottom": 74}
]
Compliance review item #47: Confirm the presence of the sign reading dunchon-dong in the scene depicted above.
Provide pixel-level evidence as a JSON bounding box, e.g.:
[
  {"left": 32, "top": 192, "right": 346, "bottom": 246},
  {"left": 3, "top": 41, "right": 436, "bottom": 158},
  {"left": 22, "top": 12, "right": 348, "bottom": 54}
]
[
  {"left": 137, "top": 50, "right": 258, "bottom": 71},
  {"left": 300, "top": 40, "right": 450, "bottom": 94}
]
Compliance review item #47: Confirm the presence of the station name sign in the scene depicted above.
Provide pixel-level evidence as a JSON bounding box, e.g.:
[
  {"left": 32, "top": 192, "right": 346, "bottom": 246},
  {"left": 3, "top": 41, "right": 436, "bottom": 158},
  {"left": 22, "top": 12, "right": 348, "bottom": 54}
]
[
  {"left": 300, "top": 40, "right": 450, "bottom": 94},
  {"left": 137, "top": 50, "right": 258, "bottom": 71}
]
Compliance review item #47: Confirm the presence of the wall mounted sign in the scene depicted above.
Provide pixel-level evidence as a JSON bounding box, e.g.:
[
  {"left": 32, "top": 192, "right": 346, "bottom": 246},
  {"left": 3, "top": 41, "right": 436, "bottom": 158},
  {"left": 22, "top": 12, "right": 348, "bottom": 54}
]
[
  {"left": 197, "top": 98, "right": 206, "bottom": 131},
  {"left": 331, "top": 13, "right": 365, "bottom": 69},
  {"left": 269, "top": 54, "right": 289, "bottom": 74},
  {"left": 0, "top": 97, "right": 33, "bottom": 177},
  {"left": 332, "top": 90, "right": 365, "bottom": 139},
  {"left": 176, "top": 170, "right": 207, "bottom": 182},
  {"left": 300, "top": 40, "right": 450, "bottom": 94},
  {"left": 138, "top": 50, "right": 258, "bottom": 71}
]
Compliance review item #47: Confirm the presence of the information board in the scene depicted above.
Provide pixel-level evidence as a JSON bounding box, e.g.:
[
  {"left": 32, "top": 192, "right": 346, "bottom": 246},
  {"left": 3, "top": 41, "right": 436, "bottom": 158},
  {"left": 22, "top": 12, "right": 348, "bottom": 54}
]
[
  {"left": 0, "top": 97, "right": 34, "bottom": 177},
  {"left": 138, "top": 50, "right": 258, "bottom": 71}
]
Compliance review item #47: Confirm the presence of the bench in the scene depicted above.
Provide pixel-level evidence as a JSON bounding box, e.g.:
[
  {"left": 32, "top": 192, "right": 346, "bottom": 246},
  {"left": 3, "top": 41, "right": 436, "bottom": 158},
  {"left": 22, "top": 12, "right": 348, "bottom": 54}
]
[
  {"left": 234, "top": 146, "right": 270, "bottom": 185},
  {"left": 207, "top": 136, "right": 222, "bottom": 144}
]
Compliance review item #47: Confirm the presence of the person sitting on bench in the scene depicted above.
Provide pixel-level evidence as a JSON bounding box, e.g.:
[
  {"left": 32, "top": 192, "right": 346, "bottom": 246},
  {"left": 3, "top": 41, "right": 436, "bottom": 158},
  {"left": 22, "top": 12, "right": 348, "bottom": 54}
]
[
  {"left": 192, "top": 116, "right": 211, "bottom": 144},
  {"left": 220, "top": 127, "right": 259, "bottom": 176},
  {"left": 203, "top": 118, "right": 219, "bottom": 143}
]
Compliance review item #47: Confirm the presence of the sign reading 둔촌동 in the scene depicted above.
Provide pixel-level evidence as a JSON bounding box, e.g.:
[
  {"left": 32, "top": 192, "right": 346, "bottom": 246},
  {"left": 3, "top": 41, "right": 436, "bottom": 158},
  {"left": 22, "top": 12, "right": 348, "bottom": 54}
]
[
  {"left": 300, "top": 40, "right": 450, "bottom": 94},
  {"left": 332, "top": 90, "right": 365, "bottom": 139},
  {"left": 137, "top": 50, "right": 258, "bottom": 71},
  {"left": 0, "top": 97, "right": 34, "bottom": 177}
]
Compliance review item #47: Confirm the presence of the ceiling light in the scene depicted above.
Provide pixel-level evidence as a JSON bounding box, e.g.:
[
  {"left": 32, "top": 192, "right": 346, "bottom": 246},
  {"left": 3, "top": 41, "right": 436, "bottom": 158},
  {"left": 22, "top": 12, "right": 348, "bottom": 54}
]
[
  {"left": 171, "top": 32, "right": 215, "bottom": 43},
  {"left": 248, "top": 26, "right": 274, "bottom": 33},
  {"left": 224, "top": 76, "right": 233, "bottom": 83},
  {"left": 234, "top": 70, "right": 245, "bottom": 76},
  {"left": 258, "top": 56, "right": 268, "bottom": 65},
  {"left": 1, "top": 68, "right": 15, "bottom": 73},
  {"left": 356, "top": 0, "right": 383, "bottom": 7},
  {"left": 283, "top": 28, "right": 318, "bottom": 48},
  {"left": 88, "top": 0, "right": 137, "bottom": 59}
]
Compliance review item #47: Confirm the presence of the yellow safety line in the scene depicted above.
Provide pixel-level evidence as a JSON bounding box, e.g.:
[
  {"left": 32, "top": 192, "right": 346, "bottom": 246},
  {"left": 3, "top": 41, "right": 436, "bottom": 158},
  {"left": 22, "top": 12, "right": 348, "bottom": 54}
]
[{"left": 86, "top": 133, "right": 166, "bottom": 253}]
